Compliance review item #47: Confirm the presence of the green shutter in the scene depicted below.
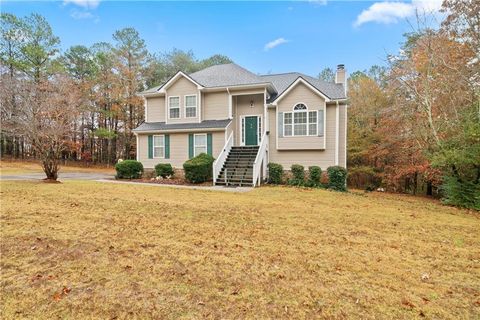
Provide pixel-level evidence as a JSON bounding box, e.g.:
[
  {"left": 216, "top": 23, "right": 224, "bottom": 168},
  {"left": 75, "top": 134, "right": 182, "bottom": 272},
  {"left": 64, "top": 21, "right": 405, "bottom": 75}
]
[
  {"left": 165, "top": 134, "right": 170, "bottom": 159},
  {"left": 278, "top": 112, "right": 284, "bottom": 138},
  {"left": 148, "top": 135, "right": 153, "bottom": 159},
  {"left": 207, "top": 133, "right": 212, "bottom": 156},
  {"left": 188, "top": 134, "right": 194, "bottom": 159}
]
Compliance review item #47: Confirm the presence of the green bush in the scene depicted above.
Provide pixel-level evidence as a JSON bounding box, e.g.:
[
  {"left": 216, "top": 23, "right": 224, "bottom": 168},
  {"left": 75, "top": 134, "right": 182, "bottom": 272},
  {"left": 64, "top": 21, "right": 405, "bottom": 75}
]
[
  {"left": 155, "top": 163, "right": 174, "bottom": 178},
  {"left": 115, "top": 160, "right": 144, "bottom": 179},
  {"left": 440, "top": 176, "right": 480, "bottom": 210},
  {"left": 305, "top": 166, "right": 322, "bottom": 187},
  {"left": 327, "top": 166, "right": 347, "bottom": 191},
  {"left": 289, "top": 164, "right": 305, "bottom": 186},
  {"left": 183, "top": 153, "right": 215, "bottom": 183},
  {"left": 267, "top": 163, "right": 284, "bottom": 184}
]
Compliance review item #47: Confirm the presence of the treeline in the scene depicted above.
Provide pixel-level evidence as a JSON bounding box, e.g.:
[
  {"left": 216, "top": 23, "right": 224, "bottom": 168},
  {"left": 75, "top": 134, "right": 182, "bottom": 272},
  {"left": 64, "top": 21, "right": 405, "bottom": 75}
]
[
  {"left": 0, "top": 13, "right": 231, "bottom": 166},
  {"left": 347, "top": 0, "right": 479, "bottom": 209}
]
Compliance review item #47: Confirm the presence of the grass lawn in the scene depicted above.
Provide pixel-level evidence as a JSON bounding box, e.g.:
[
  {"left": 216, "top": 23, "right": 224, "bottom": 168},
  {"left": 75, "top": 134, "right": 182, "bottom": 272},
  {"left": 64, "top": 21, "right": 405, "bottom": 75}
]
[{"left": 1, "top": 180, "right": 479, "bottom": 319}]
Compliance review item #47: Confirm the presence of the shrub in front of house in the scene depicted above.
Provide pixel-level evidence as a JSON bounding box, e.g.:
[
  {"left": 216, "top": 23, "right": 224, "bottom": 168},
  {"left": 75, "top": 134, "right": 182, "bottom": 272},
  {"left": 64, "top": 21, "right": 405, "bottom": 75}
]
[
  {"left": 155, "top": 163, "right": 174, "bottom": 178},
  {"left": 267, "top": 163, "right": 284, "bottom": 184},
  {"left": 327, "top": 166, "right": 348, "bottom": 191},
  {"left": 115, "top": 160, "right": 144, "bottom": 179},
  {"left": 288, "top": 164, "right": 305, "bottom": 186},
  {"left": 183, "top": 153, "right": 215, "bottom": 183},
  {"left": 306, "top": 166, "right": 322, "bottom": 187}
]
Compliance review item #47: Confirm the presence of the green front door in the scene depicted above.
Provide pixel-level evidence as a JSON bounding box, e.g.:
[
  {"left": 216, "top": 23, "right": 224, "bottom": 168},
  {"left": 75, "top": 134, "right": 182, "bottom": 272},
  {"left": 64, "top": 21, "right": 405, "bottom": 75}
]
[{"left": 245, "top": 116, "right": 258, "bottom": 146}]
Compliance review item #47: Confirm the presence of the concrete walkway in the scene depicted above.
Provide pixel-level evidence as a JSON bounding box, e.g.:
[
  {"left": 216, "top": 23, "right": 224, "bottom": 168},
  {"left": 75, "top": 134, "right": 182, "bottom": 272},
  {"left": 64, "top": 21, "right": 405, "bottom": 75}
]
[
  {"left": 96, "top": 179, "right": 253, "bottom": 193},
  {"left": 1, "top": 172, "right": 113, "bottom": 181}
]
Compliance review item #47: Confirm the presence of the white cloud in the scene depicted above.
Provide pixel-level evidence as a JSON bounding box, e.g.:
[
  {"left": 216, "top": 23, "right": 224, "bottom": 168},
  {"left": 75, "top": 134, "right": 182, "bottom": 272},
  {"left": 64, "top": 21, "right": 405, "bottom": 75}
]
[
  {"left": 264, "top": 38, "right": 289, "bottom": 51},
  {"left": 354, "top": 0, "right": 443, "bottom": 27},
  {"left": 308, "top": 0, "right": 328, "bottom": 6},
  {"left": 63, "top": 0, "right": 100, "bottom": 9},
  {"left": 412, "top": 0, "right": 443, "bottom": 12},
  {"left": 70, "top": 9, "right": 94, "bottom": 20}
]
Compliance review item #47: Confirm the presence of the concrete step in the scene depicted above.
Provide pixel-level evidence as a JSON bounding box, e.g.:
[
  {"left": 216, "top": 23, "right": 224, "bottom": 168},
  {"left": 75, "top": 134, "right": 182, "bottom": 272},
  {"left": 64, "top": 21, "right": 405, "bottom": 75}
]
[{"left": 215, "top": 181, "right": 253, "bottom": 187}]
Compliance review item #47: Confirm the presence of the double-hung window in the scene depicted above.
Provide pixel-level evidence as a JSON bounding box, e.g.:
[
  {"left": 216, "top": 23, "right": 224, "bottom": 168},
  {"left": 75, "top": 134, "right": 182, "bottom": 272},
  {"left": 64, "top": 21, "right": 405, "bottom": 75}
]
[
  {"left": 284, "top": 113, "right": 293, "bottom": 136},
  {"left": 308, "top": 111, "right": 317, "bottom": 136},
  {"left": 194, "top": 134, "right": 207, "bottom": 156},
  {"left": 283, "top": 103, "right": 319, "bottom": 137},
  {"left": 153, "top": 135, "right": 165, "bottom": 158},
  {"left": 294, "top": 111, "right": 307, "bottom": 136},
  {"left": 169, "top": 96, "right": 180, "bottom": 119},
  {"left": 185, "top": 95, "right": 197, "bottom": 118}
]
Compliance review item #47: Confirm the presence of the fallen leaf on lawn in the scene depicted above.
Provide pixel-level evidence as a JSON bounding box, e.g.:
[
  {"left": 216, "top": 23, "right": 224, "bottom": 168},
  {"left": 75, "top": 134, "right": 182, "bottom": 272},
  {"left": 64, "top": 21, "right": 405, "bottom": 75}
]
[{"left": 401, "top": 298, "right": 415, "bottom": 309}]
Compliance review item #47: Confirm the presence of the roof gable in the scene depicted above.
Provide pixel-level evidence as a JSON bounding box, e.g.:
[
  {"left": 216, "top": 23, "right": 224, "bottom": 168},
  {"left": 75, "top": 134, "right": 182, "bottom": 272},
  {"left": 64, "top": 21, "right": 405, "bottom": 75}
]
[
  {"left": 159, "top": 71, "right": 203, "bottom": 93},
  {"left": 272, "top": 77, "right": 331, "bottom": 103}
]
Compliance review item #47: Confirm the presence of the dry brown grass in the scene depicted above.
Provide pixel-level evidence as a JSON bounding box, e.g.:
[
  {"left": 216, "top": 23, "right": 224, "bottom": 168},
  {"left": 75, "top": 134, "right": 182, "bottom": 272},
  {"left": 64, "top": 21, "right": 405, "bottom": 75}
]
[
  {"left": 0, "top": 160, "right": 115, "bottom": 175},
  {"left": 1, "top": 180, "right": 479, "bottom": 319}
]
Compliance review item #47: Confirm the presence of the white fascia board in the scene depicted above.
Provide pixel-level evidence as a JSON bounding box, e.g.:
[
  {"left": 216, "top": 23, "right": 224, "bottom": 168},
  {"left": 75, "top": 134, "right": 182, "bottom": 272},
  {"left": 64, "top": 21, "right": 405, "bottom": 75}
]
[
  {"left": 133, "top": 127, "right": 226, "bottom": 134},
  {"left": 158, "top": 71, "right": 204, "bottom": 93}
]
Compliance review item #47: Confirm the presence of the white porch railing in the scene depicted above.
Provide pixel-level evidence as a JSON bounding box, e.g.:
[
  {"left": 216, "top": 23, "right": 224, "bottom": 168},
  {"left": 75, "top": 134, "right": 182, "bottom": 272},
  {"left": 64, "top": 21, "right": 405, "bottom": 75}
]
[
  {"left": 252, "top": 132, "right": 269, "bottom": 187},
  {"left": 213, "top": 132, "right": 234, "bottom": 185}
]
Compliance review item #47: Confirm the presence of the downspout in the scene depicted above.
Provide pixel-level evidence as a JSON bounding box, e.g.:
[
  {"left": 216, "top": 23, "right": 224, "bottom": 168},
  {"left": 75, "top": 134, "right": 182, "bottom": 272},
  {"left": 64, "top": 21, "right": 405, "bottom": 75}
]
[{"left": 335, "top": 100, "right": 339, "bottom": 166}]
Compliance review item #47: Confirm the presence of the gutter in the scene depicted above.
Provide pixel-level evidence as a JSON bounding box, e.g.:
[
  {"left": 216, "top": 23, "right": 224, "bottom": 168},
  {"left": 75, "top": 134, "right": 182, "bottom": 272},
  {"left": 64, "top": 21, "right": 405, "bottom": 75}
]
[{"left": 133, "top": 127, "right": 227, "bottom": 134}]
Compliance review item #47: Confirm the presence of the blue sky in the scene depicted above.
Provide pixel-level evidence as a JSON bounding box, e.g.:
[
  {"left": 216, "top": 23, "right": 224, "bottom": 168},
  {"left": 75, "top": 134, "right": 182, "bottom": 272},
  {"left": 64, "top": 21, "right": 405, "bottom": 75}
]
[{"left": 2, "top": 0, "right": 443, "bottom": 76}]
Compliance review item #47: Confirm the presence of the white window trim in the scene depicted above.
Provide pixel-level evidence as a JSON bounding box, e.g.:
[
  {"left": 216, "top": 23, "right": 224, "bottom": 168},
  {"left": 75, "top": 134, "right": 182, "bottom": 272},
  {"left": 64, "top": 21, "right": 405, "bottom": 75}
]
[
  {"left": 193, "top": 133, "right": 207, "bottom": 157},
  {"left": 240, "top": 115, "right": 262, "bottom": 146},
  {"left": 283, "top": 103, "right": 319, "bottom": 137},
  {"left": 153, "top": 134, "right": 165, "bottom": 159},
  {"left": 184, "top": 94, "right": 197, "bottom": 118},
  {"left": 168, "top": 96, "right": 180, "bottom": 119}
]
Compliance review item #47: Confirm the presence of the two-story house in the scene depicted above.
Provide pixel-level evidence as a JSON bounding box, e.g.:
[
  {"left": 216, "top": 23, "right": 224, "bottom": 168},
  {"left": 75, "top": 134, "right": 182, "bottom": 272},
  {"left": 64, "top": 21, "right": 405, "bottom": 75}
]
[{"left": 134, "top": 63, "right": 347, "bottom": 187}]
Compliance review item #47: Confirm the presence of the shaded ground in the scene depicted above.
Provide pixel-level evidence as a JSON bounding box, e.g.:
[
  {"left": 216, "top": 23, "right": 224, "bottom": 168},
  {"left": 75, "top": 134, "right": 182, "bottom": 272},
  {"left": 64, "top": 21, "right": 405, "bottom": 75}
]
[
  {"left": 1, "top": 180, "right": 479, "bottom": 319},
  {"left": 0, "top": 160, "right": 115, "bottom": 181},
  {"left": 1, "top": 172, "right": 113, "bottom": 181}
]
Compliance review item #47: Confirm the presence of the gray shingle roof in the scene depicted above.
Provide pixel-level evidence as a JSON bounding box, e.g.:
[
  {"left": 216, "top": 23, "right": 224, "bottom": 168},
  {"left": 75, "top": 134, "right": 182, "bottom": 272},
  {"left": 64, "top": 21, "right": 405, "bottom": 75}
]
[
  {"left": 141, "top": 84, "right": 162, "bottom": 94},
  {"left": 140, "top": 63, "right": 346, "bottom": 101},
  {"left": 133, "top": 119, "right": 231, "bottom": 132},
  {"left": 189, "top": 63, "right": 266, "bottom": 87},
  {"left": 260, "top": 73, "right": 346, "bottom": 102}
]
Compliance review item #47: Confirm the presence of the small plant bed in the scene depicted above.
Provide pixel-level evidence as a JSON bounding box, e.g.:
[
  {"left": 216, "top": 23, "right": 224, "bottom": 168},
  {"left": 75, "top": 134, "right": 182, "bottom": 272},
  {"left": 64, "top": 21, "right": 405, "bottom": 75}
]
[{"left": 132, "top": 176, "right": 212, "bottom": 187}]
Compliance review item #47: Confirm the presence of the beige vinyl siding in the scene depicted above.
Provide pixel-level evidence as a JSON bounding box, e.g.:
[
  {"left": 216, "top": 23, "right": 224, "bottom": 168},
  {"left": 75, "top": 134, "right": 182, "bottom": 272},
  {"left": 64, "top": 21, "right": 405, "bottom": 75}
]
[
  {"left": 166, "top": 76, "right": 199, "bottom": 123},
  {"left": 268, "top": 104, "right": 339, "bottom": 169},
  {"left": 276, "top": 82, "right": 326, "bottom": 150},
  {"left": 137, "top": 131, "right": 225, "bottom": 169},
  {"left": 338, "top": 104, "right": 347, "bottom": 168},
  {"left": 202, "top": 91, "right": 229, "bottom": 120},
  {"left": 146, "top": 96, "right": 165, "bottom": 122}
]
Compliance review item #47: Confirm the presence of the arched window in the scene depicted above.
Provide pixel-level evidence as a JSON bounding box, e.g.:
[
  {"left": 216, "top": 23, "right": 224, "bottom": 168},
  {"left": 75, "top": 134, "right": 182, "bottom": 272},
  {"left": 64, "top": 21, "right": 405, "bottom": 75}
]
[
  {"left": 283, "top": 103, "right": 319, "bottom": 137},
  {"left": 294, "top": 103, "right": 307, "bottom": 111}
]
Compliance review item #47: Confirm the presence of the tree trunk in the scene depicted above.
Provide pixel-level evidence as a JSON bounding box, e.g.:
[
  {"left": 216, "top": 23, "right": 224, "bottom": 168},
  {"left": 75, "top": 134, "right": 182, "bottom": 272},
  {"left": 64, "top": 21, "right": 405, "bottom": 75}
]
[
  {"left": 426, "top": 181, "right": 433, "bottom": 196},
  {"left": 42, "top": 157, "right": 59, "bottom": 181}
]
